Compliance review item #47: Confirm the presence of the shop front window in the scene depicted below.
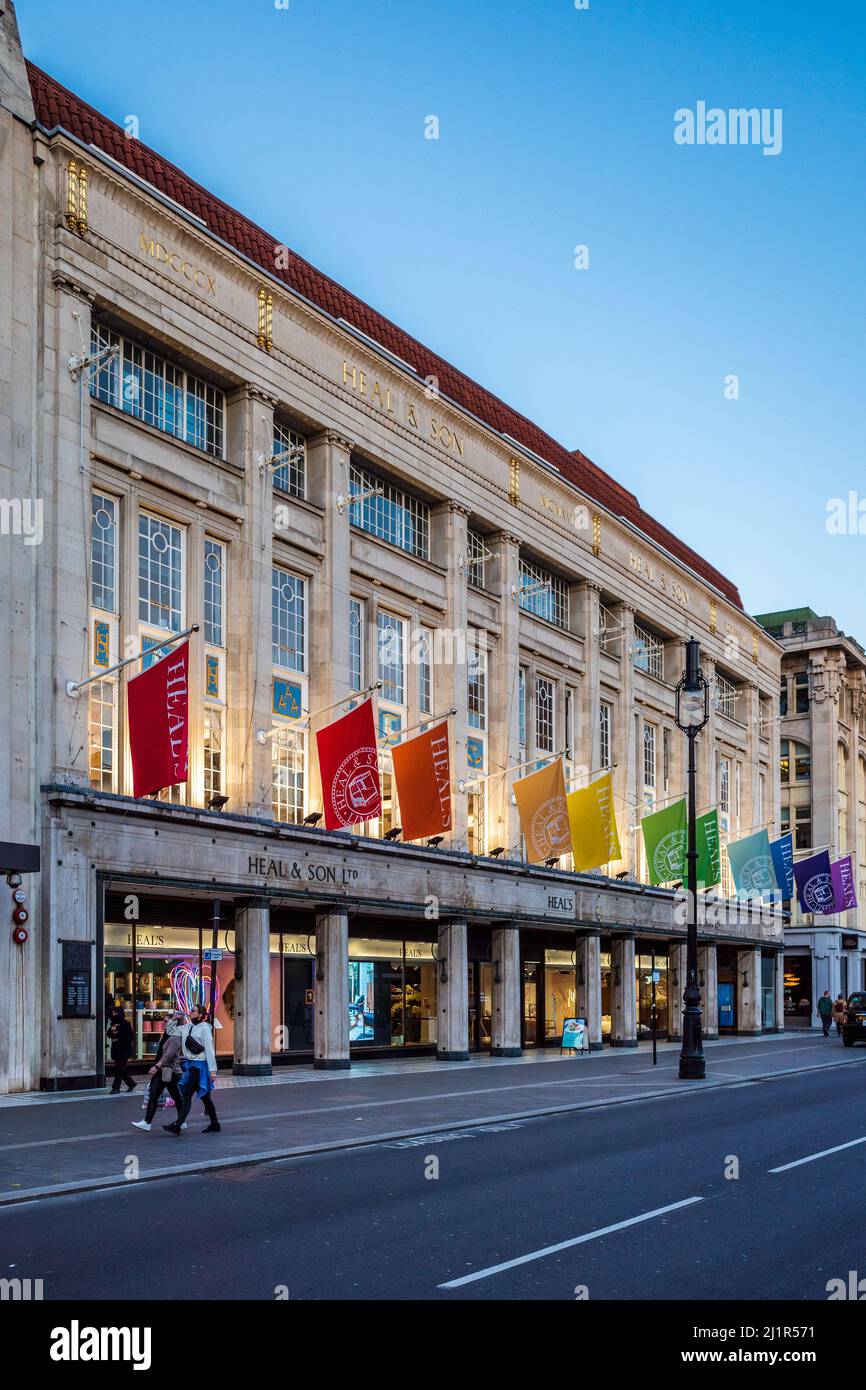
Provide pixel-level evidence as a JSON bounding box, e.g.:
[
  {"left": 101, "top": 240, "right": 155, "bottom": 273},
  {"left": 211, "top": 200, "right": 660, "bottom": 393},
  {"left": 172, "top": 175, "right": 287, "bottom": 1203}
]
[
  {"left": 269, "top": 932, "right": 315, "bottom": 1054},
  {"left": 601, "top": 950, "right": 612, "bottom": 1039},
  {"left": 544, "top": 949, "right": 576, "bottom": 1042},
  {"left": 348, "top": 938, "right": 437, "bottom": 1048},
  {"left": 783, "top": 956, "right": 812, "bottom": 1024},
  {"left": 468, "top": 960, "right": 493, "bottom": 1051},
  {"left": 635, "top": 952, "right": 668, "bottom": 1037},
  {"left": 104, "top": 920, "right": 236, "bottom": 1062}
]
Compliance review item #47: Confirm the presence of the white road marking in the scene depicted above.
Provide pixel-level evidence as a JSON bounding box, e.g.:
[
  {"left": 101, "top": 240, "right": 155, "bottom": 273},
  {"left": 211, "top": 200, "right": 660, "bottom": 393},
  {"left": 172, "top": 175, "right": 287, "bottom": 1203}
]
[
  {"left": 437, "top": 1196, "right": 704, "bottom": 1288},
  {"left": 769, "top": 1135, "right": 866, "bottom": 1173}
]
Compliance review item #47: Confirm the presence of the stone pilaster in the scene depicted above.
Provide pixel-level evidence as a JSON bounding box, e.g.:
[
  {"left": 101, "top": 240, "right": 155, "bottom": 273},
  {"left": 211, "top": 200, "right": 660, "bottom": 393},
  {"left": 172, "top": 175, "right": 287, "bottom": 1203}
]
[
  {"left": 610, "top": 935, "right": 637, "bottom": 1046},
  {"left": 307, "top": 430, "right": 353, "bottom": 819},
  {"left": 489, "top": 532, "right": 522, "bottom": 855},
  {"left": 226, "top": 386, "right": 275, "bottom": 815},
  {"left": 437, "top": 920, "right": 469, "bottom": 1060},
  {"left": 668, "top": 941, "right": 688, "bottom": 1040},
  {"left": 435, "top": 501, "right": 469, "bottom": 848},
  {"left": 314, "top": 909, "right": 350, "bottom": 1069},
  {"left": 579, "top": 582, "right": 602, "bottom": 776},
  {"left": 576, "top": 932, "right": 603, "bottom": 1050},
  {"left": 773, "top": 949, "right": 786, "bottom": 1032},
  {"left": 699, "top": 942, "right": 719, "bottom": 1040},
  {"left": 232, "top": 897, "right": 272, "bottom": 1075},
  {"left": 736, "top": 946, "right": 762, "bottom": 1034},
  {"left": 613, "top": 604, "right": 636, "bottom": 875},
  {"left": 491, "top": 925, "right": 522, "bottom": 1055}
]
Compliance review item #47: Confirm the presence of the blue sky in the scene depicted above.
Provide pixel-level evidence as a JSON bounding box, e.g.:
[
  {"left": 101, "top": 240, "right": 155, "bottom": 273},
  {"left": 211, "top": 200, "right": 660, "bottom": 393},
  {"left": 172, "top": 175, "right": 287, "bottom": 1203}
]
[{"left": 18, "top": 0, "right": 866, "bottom": 635}]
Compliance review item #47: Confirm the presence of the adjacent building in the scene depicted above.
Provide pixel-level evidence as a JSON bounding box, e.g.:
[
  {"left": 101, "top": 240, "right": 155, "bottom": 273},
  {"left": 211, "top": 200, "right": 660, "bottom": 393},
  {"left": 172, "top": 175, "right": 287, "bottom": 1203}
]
[
  {"left": 755, "top": 607, "right": 866, "bottom": 1025},
  {"left": 0, "top": 4, "right": 783, "bottom": 1092}
]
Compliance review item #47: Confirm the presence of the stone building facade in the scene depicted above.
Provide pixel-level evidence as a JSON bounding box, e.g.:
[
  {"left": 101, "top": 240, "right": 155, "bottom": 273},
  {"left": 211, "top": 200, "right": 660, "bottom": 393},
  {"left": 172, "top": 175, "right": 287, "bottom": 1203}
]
[
  {"left": 0, "top": 4, "right": 782, "bottom": 1092},
  {"left": 756, "top": 607, "right": 866, "bottom": 1024}
]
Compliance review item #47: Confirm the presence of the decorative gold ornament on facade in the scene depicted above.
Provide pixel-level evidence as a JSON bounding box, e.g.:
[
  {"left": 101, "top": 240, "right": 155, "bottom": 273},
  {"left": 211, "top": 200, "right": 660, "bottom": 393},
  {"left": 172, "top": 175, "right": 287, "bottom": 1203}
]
[
  {"left": 257, "top": 287, "right": 273, "bottom": 352},
  {"left": 752, "top": 632, "right": 759, "bottom": 663},
  {"left": 65, "top": 159, "right": 88, "bottom": 236},
  {"left": 508, "top": 456, "right": 520, "bottom": 505},
  {"left": 710, "top": 600, "right": 717, "bottom": 635},
  {"left": 592, "top": 512, "right": 601, "bottom": 558}
]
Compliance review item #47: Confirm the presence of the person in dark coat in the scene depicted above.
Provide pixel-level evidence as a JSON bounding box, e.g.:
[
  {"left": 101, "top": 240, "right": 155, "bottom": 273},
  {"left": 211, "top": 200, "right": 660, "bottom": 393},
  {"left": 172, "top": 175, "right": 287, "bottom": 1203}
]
[{"left": 107, "top": 1007, "right": 137, "bottom": 1093}]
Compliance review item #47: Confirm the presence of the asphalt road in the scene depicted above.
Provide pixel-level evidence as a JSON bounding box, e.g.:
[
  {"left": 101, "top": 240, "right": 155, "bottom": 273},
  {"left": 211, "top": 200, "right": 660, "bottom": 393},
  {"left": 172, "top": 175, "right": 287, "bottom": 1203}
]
[{"left": 2, "top": 1057, "right": 864, "bottom": 1301}]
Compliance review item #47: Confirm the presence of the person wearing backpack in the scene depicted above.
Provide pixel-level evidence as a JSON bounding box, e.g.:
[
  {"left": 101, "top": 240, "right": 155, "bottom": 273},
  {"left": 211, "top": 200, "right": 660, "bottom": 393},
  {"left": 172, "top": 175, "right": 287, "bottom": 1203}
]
[{"left": 163, "top": 1002, "right": 220, "bottom": 1134}]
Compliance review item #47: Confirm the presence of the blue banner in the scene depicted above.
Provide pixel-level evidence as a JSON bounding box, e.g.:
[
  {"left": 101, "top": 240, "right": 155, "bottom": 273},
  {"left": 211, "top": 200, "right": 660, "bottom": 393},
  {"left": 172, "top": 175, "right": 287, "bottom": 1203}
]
[
  {"left": 726, "top": 828, "right": 779, "bottom": 897},
  {"left": 770, "top": 833, "right": 794, "bottom": 900}
]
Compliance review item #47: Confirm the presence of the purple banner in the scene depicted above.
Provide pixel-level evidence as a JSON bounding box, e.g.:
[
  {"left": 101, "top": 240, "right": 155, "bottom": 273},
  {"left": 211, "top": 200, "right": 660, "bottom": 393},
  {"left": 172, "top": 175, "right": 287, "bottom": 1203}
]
[
  {"left": 830, "top": 855, "right": 858, "bottom": 912},
  {"left": 793, "top": 850, "right": 836, "bottom": 915}
]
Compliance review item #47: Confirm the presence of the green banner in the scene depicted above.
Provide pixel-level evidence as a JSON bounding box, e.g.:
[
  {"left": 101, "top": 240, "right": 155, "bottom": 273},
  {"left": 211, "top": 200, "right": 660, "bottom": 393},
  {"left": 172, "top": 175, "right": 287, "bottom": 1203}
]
[
  {"left": 642, "top": 802, "right": 720, "bottom": 887},
  {"left": 695, "top": 809, "right": 721, "bottom": 889},
  {"left": 641, "top": 799, "right": 686, "bottom": 885}
]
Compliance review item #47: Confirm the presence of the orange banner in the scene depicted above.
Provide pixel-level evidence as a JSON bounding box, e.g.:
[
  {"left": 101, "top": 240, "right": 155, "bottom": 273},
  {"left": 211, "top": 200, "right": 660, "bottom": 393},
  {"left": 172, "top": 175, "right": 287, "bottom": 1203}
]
[
  {"left": 391, "top": 722, "right": 452, "bottom": 842},
  {"left": 512, "top": 758, "right": 572, "bottom": 864}
]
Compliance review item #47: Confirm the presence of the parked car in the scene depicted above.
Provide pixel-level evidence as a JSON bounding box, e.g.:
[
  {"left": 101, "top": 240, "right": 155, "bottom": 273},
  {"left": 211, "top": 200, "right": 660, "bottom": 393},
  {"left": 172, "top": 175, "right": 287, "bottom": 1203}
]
[{"left": 841, "top": 992, "right": 866, "bottom": 1047}]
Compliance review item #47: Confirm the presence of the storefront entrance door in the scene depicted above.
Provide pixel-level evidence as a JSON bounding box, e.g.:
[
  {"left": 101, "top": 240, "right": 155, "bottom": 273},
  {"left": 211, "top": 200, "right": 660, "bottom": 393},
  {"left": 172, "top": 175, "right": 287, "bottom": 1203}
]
[
  {"left": 468, "top": 961, "right": 493, "bottom": 1052},
  {"left": 523, "top": 962, "right": 541, "bottom": 1046}
]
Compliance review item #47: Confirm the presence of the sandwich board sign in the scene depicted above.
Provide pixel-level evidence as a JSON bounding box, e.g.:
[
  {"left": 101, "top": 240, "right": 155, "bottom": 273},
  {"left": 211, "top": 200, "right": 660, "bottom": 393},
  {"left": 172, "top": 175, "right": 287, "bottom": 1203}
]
[{"left": 561, "top": 1017, "right": 587, "bottom": 1053}]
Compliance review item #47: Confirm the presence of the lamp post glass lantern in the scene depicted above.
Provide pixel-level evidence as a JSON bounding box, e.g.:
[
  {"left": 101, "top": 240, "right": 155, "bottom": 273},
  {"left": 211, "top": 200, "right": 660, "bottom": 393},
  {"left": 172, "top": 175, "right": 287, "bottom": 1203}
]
[{"left": 675, "top": 639, "right": 709, "bottom": 1080}]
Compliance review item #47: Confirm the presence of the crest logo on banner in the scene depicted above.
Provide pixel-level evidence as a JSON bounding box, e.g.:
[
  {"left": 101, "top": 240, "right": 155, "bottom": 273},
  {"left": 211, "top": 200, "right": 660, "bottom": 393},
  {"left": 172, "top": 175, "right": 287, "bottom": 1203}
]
[
  {"left": 793, "top": 850, "right": 836, "bottom": 915},
  {"left": 726, "top": 828, "right": 779, "bottom": 898},
  {"left": 640, "top": 800, "right": 687, "bottom": 885},
  {"left": 513, "top": 759, "right": 571, "bottom": 864},
  {"left": 316, "top": 699, "right": 382, "bottom": 830}
]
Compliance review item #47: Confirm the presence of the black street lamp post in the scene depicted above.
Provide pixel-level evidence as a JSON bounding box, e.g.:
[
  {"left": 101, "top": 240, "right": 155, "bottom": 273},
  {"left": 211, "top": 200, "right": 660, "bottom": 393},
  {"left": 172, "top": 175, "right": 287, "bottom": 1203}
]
[{"left": 675, "top": 638, "right": 710, "bottom": 1081}]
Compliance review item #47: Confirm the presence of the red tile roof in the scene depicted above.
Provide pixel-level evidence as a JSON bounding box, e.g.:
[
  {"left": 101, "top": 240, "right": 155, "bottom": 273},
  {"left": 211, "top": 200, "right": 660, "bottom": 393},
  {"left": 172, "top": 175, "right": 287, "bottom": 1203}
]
[{"left": 27, "top": 60, "right": 743, "bottom": 610}]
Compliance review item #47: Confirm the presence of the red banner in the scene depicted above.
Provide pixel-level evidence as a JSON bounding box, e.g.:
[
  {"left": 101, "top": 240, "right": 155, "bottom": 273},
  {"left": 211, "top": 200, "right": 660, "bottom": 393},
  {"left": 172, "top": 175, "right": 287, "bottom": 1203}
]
[
  {"left": 316, "top": 699, "right": 381, "bottom": 829},
  {"left": 127, "top": 641, "right": 190, "bottom": 798},
  {"left": 391, "top": 723, "right": 452, "bottom": 841}
]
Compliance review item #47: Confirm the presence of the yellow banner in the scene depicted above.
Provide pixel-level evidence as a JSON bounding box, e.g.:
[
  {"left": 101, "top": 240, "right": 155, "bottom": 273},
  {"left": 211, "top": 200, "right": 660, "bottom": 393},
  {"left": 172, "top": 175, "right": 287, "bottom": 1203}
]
[
  {"left": 513, "top": 759, "right": 572, "bottom": 864},
  {"left": 567, "top": 772, "right": 621, "bottom": 871}
]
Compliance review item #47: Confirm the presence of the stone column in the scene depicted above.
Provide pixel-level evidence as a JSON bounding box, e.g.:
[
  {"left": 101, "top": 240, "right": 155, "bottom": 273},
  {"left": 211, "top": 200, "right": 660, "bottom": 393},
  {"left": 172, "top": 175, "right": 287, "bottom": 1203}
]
[
  {"left": 611, "top": 935, "right": 637, "bottom": 1046},
  {"left": 668, "top": 941, "right": 688, "bottom": 1040},
  {"left": 774, "top": 949, "right": 786, "bottom": 1032},
  {"left": 232, "top": 898, "right": 272, "bottom": 1075},
  {"left": 491, "top": 925, "right": 521, "bottom": 1055},
  {"left": 306, "top": 430, "right": 354, "bottom": 818},
  {"left": 699, "top": 942, "right": 719, "bottom": 1040},
  {"left": 437, "top": 920, "right": 469, "bottom": 1060},
  {"left": 737, "top": 946, "right": 762, "bottom": 1034},
  {"left": 576, "top": 933, "right": 603, "bottom": 1050},
  {"left": 314, "top": 909, "right": 350, "bottom": 1069},
  {"left": 489, "top": 532, "right": 522, "bottom": 855}
]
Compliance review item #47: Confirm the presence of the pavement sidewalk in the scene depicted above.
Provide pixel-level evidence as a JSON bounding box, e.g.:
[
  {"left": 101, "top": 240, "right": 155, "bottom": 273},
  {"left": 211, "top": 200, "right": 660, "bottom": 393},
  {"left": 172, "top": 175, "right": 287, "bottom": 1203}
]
[{"left": 0, "top": 1032, "right": 860, "bottom": 1205}]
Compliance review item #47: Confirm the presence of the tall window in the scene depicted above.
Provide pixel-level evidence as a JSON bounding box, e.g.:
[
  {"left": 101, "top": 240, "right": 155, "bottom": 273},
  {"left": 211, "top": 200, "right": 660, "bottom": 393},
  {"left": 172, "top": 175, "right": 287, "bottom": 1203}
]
[
  {"left": 272, "top": 568, "right": 306, "bottom": 672},
  {"left": 518, "top": 668, "right": 527, "bottom": 759},
  {"left": 419, "top": 627, "right": 433, "bottom": 716},
  {"left": 720, "top": 756, "right": 731, "bottom": 815},
  {"left": 518, "top": 558, "right": 568, "bottom": 629},
  {"left": 349, "top": 599, "right": 364, "bottom": 692},
  {"left": 272, "top": 728, "right": 305, "bottom": 824},
  {"left": 91, "top": 493, "right": 117, "bottom": 612},
  {"left": 88, "top": 680, "right": 117, "bottom": 793},
  {"left": 757, "top": 773, "right": 765, "bottom": 827},
  {"left": 662, "top": 727, "right": 671, "bottom": 793},
  {"left": 377, "top": 612, "right": 406, "bottom": 705},
  {"left": 139, "top": 512, "right": 183, "bottom": 634},
  {"left": 204, "top": 707, "right": 223, "bottom": 804},
  {"left": 349, "top": 462, "right": 429, "bottom": 559},
  {"left": 467, "top": 635, "right": 486, "bottom": 731},
  {"left": 838, "top": 743, "right": 849, "bottom": 852},
  {"left": 203, "top": 539, "right": 224, "bottom": 647},
  {"left": 272, "top": 422, "right": 306, "bottom": 499},
  {"left": 599, "top": 702, "right": 612, "bottom": 771},
  {"left": 794, "top": 671, "right": 810, "bottom": 714},
  {"left": 779, "top": 677, "right": 788, "bottom": 717},
  {"left": 466, "top": 529, "right": 486, "bottom": 588},
  {"left": 715, "top": 673, "right": 737, "bottom": 719},
  {"left": 633, "top": 623, "right": 664, "bottom": 680},
  {"left": 91, "top": 324, "right": 224, "bottom": 458},
  {"left": 643, "top": 724, "right": 657, "bottom": 792},
  {"left": 536, "top": 676, "right": 555, "bottom": 755},
  {"left": 795, "top": 804, "right": 811, "bottom": 850}
]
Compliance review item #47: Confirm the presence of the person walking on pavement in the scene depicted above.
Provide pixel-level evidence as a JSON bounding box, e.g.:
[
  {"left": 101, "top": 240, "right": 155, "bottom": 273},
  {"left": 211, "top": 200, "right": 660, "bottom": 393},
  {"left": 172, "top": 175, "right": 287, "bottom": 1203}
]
[
  {"left": 833, "top": 993, "right": 847, "bottom": 1037},
  {"left": 107, "top": 1007, "right": 137, "bottom": 1093},
  {"left": 164, "top": 1002, "right": 221, "bottom": 1134},
  {"left": 817, "top": 990, "right": 834, "bottom": 1037},
  {"left": 132, "top": 1011, "right": 187, "bottom": 1132}
]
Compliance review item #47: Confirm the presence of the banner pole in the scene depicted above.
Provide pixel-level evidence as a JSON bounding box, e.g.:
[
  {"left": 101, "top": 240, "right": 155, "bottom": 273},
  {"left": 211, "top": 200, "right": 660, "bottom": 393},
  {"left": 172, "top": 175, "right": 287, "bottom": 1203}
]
[{"left": 66, "top": 624, "right": 200, "bottom": 696}]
